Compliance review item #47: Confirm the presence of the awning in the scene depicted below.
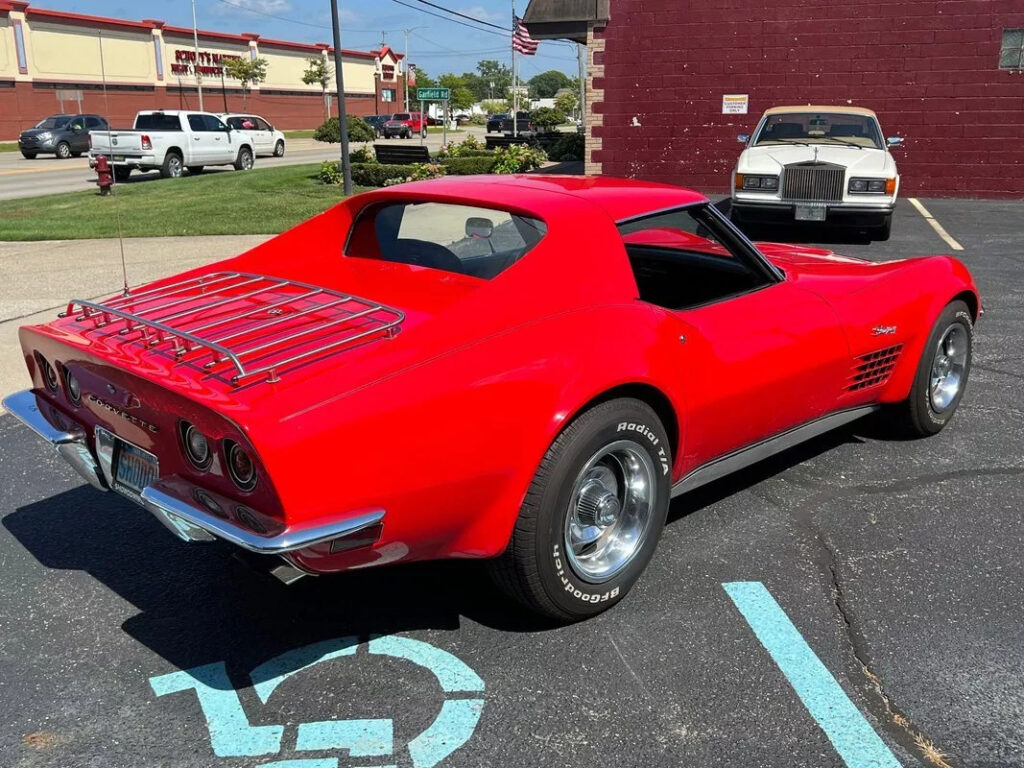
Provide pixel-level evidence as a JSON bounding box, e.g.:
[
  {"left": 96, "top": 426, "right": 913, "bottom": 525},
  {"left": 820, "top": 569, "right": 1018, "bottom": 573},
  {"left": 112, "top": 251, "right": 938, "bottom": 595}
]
[{"left": 522, "top": 0, "right": 609, "bottom": 43}]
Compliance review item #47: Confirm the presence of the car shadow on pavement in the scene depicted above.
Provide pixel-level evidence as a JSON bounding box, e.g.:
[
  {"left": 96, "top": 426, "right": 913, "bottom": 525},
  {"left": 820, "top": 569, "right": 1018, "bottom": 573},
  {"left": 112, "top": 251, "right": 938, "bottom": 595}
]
[
  {"left": 713, "top": 197, "right": 875, "bottom": 245},
  {"left": 4, "top": 486, "right": 554, "bottom": 678}
]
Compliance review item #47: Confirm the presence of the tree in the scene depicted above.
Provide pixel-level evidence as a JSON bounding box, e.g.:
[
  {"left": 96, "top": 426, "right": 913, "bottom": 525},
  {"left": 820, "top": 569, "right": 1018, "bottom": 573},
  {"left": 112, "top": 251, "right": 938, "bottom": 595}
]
[
  {"left": 313, "top": 115, "right": 375, "bottom": 143},
  {"left": 475, "top": 59, "right": 512, "bottom": 100},
  {"left": 437, "top": 73, "right": 475, "bottom": 116},
  {"left": 555, "top": 88, "right": 579, "bottom": 118},
  {"left": 530, "top": 106, "right": 566, "bottom": 131},
  {"left": 301, "top": 56, "right": 333, "bottom": 119},
  {"left": 528, "top": 69, "right": 571, "bottom": 99},
  {"left": 224, "top": 56, "right": 268, "bottom": 107}
]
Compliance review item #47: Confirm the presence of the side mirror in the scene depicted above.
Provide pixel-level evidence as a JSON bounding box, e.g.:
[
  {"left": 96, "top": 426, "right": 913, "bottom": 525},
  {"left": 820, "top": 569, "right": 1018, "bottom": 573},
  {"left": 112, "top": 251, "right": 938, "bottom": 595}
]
[
  {"left": 886, "top": 136, "right": 904, "bottom": 148},
  {"left": 465, "top": 217, "right": 494, "bottom": 239},
  {"left": 737, "top": 134, "right": 750, "bottom": 144}
]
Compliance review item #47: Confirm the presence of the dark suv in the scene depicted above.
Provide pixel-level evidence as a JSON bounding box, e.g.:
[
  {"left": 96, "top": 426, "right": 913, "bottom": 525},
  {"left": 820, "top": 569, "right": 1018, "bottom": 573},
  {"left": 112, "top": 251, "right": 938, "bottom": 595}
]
[{"left": 19, "top": 114, "right": 108, "bottom": 159}]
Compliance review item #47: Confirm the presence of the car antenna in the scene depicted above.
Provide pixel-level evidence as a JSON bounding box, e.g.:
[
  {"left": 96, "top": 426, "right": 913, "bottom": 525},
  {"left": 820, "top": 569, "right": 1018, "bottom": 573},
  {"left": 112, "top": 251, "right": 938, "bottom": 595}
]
[{"left": 97, "top": 29, "right": 130, "bottom": 297}]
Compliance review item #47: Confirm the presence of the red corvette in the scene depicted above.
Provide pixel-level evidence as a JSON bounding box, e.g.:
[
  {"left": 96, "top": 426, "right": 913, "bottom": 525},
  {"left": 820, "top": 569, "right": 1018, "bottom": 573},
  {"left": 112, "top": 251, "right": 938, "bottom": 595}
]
[{"left": 3, "top": 176, "right": 979, "bottom": 620}]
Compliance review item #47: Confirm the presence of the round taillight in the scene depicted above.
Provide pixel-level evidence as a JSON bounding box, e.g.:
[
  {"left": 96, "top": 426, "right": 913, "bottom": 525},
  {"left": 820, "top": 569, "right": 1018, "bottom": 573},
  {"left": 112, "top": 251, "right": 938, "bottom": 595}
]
[
  {"left": 181, "top": 422, "right": 212, "bottom": 470},
  {"left": 64, "top": 368, "right": 81, "bottom": 405},
  {"left": 38, "top": 354, "right": 59, "bottom": 394},
  {"left": 225, "top": 441, "right": 257, "bottom": 491}
]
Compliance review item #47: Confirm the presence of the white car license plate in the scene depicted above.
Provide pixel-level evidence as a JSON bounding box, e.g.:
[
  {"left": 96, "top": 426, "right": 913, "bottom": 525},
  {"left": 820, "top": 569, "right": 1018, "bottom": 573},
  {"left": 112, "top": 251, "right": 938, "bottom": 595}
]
[
  {"left": 795, "top": 205, "right": 827, "bottom": 222},
  {"left": 113, "top": 439, "right": 159, "bottom": 500},
  {"left": 112, "top": 155, "right": 125, "bottom": 162}
]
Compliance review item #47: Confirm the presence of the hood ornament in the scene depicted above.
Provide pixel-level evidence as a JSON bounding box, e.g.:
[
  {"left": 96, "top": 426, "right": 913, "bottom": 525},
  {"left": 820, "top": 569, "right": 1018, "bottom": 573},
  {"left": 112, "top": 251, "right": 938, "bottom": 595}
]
[{"left": 813, "top": 146, "right": 819, "bottom": 163}]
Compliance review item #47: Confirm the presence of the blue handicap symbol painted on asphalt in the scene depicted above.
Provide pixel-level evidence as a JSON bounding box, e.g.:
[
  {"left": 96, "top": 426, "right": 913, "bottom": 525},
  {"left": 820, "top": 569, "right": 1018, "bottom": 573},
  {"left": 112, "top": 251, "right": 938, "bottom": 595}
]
[{"left": 149, "top": 634, "right": 485, "bottom": 768}]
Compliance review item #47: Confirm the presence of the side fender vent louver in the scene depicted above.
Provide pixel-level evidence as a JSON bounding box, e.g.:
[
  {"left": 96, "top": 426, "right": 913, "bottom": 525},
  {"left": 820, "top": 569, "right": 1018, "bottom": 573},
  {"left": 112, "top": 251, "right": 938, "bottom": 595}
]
[{"left": 847, "top": 344, "right": 903, "bottom": 391}]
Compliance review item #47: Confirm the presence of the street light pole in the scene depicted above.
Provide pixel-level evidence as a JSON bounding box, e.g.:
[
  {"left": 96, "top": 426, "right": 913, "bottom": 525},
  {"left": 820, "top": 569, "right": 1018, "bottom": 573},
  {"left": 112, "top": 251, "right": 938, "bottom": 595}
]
[
  {"left": 330, "top": 0, "right": 352, "bottom": 196},
  {"left": 191, "top": 0, "right": 204, "bottom": 111},
  {"left": 402, "top": 26, "right": 427, "bottom": 113}
]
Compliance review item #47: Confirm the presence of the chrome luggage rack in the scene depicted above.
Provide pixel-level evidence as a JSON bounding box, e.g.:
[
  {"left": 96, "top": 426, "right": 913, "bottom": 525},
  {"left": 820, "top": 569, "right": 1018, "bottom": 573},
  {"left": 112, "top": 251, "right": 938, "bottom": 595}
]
[{"left": 63, "top": 272, "right": 405, "bottom": 384}]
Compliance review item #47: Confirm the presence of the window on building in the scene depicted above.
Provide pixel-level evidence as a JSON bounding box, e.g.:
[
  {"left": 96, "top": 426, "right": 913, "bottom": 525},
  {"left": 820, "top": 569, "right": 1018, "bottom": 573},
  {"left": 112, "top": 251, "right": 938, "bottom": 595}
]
[
  {"left": 382, "top": 89, "right": 396, "bottom": 102},
  {"left": 1000, "top": 29, "right": 1024, "bottom": 70}
]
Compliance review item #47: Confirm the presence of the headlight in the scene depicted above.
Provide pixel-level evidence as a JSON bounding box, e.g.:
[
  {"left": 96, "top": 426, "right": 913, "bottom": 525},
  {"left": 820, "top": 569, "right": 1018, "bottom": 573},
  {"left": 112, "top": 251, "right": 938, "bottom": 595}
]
[
  {"left": 180, "top": 422, "right": 212, "bottom": 470},
  {"left": 37, "top": 131, "right": 52, "bottom": 140},
  {"left": 63, "top": 368, "right": 81, "bottom": 405},
  {"left": 37, "top": 353, "right": 59, "bottom": 394},
  {"left": 225, "top": 440, "right": 258, "bottom": 491},
  {"left": 849, "top": 178, "right": 893, "bottom": 194},
  {"left": 741, "top": 174, "right": 779, "bottom": 191}
]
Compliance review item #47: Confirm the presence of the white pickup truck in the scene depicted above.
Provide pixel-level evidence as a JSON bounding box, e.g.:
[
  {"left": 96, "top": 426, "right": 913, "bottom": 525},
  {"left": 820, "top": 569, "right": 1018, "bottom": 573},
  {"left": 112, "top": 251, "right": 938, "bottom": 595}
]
[{"left": 89, "top": 110, "right": 256, "bottom": 181}]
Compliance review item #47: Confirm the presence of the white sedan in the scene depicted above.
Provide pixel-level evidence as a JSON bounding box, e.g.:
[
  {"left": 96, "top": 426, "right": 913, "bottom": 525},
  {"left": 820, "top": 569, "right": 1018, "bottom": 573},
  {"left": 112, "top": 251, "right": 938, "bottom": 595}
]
[
  {"left": 222, "top": 113, "right": 286, "bottom": 158},
  {"left": 730, "top": 106, "right": 902, "bottom": 240}
]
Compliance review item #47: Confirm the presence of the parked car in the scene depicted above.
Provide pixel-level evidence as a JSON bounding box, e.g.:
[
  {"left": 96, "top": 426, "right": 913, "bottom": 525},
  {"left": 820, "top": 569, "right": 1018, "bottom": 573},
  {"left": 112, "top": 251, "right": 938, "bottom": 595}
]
[
  {"left": 731, "top": 105, "right": 903, "bottom": 240},
  {"left": 501, "top": 111, "right": 534, "bottom": 136},
  {"left": 222, "top": 113, "right": 285, "bottom": 157},
  {"left": 486, "top": 113, "right": 508, "bottom": 133},
  {"left": 453, "top": 113, "right": 471, "bottom": 126},
  {"left": 88, "top": 110, "right": 256, "bottom": 181},
  {"left": 19, "top": 114, "right": 107, "bottom": 159},
  {"left": 2, "top": 175, "right": 979, "bottom": 621},
  {"left": 363, "top": 114, "right": 391, "bottom": 137},
  {"left": 382, "top": 112, "right": 428, "bottom": 139}
]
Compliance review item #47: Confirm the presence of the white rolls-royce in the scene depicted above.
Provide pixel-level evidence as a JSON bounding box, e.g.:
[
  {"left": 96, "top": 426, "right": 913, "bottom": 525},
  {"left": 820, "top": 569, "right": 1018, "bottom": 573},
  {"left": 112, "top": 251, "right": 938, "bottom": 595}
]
[{"left": 730, "top": 106, "right": 903, "bottom": 240}]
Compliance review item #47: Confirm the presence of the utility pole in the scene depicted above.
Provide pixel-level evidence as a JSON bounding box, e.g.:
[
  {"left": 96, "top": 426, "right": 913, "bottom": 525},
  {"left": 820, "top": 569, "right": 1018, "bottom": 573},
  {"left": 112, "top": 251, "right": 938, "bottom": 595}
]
[
  {"left": 402, "top": 27, "right": 426, "bottom": 113},
  {"left": 577, "top": 41, "right": 586, "bottom": 126},
  {"left": 330, "top": 0, "right": 352, "bottom": 195},
  {"left": 191, "top": 0, "right": 204, "bottom": 110}
]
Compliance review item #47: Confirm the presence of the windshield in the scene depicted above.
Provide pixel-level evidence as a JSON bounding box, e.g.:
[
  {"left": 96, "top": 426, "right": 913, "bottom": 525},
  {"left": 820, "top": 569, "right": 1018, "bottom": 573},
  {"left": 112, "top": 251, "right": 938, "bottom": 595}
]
[
  {"left": 752, "top": 112, "right": 882, "bottom": 149},
  {"left": 391, "top": 113, "right": 411, "bottom": 121},
  {"left": 347, "top": 201, "right": 547, "bottom": 280},
  {"left": 34, "top": 116, "right": 70, "bottom": 129}
]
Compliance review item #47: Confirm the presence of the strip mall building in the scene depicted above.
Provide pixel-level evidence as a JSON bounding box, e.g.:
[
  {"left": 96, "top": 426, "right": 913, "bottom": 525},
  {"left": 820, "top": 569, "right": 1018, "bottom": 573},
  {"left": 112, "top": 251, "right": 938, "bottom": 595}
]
[
  {"left": 0, "top": 1, "right": 406, "bottom": 139},
  {"left": 525, "top": 0, "right": 1024, "bottom": 197}
]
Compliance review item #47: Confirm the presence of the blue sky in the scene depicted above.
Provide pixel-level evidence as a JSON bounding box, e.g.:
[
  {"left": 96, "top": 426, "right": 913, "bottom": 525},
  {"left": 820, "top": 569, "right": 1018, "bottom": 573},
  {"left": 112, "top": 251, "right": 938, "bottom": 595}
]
[{"left": 45, "top": 0, "right": 578, "bottom": 78}]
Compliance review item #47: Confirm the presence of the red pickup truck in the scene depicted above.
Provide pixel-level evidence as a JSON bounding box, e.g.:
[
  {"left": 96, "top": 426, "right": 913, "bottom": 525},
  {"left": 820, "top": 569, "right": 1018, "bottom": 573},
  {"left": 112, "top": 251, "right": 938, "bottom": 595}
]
[{"left": 382, "top": 112, "right": 428, "bottom": 139}]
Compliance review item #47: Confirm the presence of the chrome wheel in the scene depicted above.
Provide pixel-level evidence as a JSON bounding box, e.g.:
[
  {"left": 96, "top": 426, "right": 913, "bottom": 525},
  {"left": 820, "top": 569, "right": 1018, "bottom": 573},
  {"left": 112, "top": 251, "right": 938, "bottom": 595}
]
[
  {"left": 930, "top": 323, "right": 968, "bottom": 413},
  {"left": 167, "top": 155, "right": 182, "bottom": 177},
  {"left": 56, "top": 142, "right": 71, "bottom": 159},
  {"left": 240, "top": 150, "right": 253, "bottom": 170},
  {"left": 564, "top": 440, "right": 656, "bottom": 583}
]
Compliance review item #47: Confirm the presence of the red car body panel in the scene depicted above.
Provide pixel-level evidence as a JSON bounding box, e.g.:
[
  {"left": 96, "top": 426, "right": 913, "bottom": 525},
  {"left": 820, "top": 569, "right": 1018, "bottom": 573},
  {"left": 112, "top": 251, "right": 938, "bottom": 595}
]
[{"left": 12, "top": 176, "right": 980, "bottom": 574}]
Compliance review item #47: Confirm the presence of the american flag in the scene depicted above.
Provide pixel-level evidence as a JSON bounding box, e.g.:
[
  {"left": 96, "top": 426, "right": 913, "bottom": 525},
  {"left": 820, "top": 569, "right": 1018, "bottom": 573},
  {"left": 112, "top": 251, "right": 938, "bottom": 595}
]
[{"left": 513, "top": 16, "right": 538, "bottom": 55}]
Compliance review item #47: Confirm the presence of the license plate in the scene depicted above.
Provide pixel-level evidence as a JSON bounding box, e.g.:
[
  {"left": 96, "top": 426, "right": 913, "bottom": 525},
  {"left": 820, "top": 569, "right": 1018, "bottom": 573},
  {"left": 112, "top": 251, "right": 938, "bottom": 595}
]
[
  {"left": 795, "top": 204, "right": 827, "bottom": 222},
  {"left": 112, "top": 155, "right": 125, "bottom": 162},
  {"left": 113, "top": 439, "right": 159, "bottom": 499}
]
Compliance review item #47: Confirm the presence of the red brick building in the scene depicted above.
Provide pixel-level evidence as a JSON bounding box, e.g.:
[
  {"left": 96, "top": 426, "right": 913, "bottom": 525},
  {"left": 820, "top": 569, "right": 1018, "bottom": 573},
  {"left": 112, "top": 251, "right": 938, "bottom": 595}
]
[{"left": 525, "top": 0, "right": 1024, "bottom": 197}]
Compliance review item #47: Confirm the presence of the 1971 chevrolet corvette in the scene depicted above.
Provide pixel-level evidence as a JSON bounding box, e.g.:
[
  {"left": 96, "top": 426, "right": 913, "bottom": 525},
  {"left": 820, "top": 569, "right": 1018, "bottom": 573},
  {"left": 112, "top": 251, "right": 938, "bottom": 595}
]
[{"left": 3, "top": 176, "right": 979, "bottom": 620}]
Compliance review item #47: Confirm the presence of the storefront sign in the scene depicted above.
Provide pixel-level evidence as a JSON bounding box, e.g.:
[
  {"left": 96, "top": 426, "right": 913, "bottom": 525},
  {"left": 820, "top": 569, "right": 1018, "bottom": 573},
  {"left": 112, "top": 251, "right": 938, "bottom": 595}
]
[
  {"left": 722, "top": 94, "right": 749, "bottom": 114},
  {"left": 171, "top": 49, "right": 242, "bottom": 77}
]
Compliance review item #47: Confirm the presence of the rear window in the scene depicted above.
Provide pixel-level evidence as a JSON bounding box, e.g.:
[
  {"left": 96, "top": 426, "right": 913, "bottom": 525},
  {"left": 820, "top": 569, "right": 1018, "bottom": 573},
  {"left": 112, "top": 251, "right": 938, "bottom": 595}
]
[
  {"left": 347, "top": 201, "right": 547, "bottom": 280},
  {"left": 134, "top": 113, "right": 182, "bottom": 131}
]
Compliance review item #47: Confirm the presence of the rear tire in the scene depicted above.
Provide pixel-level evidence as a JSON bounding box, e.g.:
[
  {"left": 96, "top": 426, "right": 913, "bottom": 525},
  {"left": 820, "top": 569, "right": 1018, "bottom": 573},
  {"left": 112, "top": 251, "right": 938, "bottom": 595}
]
[
  {"left": 71, "top": 151, "right": 83, "bottom": 158},
  {"left": 21, "top": 151, "right": 37, "bottom": 159},
  {"left": 893, "top": 300, "right": 973, "bottom": 437},
  {"left": 113, "top": 166, "right": 131, "bottom": 182},
  {"left": 233, "top": 147, "right": 254, "bottom": 171},
  {"left": 489, "top": 398, "right": 671, "bottom": 621},
  {"left": 160, "top": 151, "right": 183, "bottom": 178},
  {"left": 421, "top": 127, "right": 428, "bottom": 138}
]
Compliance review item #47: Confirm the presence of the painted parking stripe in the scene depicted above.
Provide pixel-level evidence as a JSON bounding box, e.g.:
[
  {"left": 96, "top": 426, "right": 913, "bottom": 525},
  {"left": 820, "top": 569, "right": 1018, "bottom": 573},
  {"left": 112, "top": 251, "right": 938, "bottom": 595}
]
[
  {"left": 723, "top": 582, "right": 902, "bottom": 768},
  {"left": 907, "top": 198, "right": 964, "bottom": 251}
]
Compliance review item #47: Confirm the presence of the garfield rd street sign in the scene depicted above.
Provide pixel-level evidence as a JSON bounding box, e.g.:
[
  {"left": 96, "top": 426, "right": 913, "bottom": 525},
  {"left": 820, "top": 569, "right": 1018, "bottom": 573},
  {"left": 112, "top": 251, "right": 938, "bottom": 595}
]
[{"left": 417, "top": 87, "right": 450, "bottom": 101}]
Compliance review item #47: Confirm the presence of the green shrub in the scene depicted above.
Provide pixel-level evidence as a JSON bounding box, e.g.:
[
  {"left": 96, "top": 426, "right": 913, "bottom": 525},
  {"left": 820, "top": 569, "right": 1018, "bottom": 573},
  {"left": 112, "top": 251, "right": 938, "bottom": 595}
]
[
  {"left": 318, "top": 160, "right": 343, "bottom": 184},
  {"left": 350, "top": 162, "right": 417, "bottom": 186},
  {"left": 349, "top": 145, "right": 376, "bottom": 163},
  {"left": 468, "top": 114, "right": 488, "bottom": 125},
  {"left": 313, "top": 115, "right": 376, "bottom": 143},
  {"left": 492, "top": 143, "right": 547, "bottom": 174},
  {"left": 439, "top": 134, "right": 484, "bottom": 158},
  {"left": 442, "top": 155, "right": 497, "bottom": 175},
  {"left": 530, "top": 107, "right": 566, "bottom": 130},
  {"left": 547, "top": 132, "right": 584, "bottom": 162},
  {"left": 407, "top": 163, "right": 447, "bottom": 181}
]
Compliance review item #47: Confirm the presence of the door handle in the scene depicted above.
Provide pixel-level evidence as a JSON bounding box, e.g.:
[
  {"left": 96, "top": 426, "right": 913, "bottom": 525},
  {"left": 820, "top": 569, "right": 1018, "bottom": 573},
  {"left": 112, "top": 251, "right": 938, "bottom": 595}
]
[{"left": 193, "top": 136, "right": 201, "bottom": 141}]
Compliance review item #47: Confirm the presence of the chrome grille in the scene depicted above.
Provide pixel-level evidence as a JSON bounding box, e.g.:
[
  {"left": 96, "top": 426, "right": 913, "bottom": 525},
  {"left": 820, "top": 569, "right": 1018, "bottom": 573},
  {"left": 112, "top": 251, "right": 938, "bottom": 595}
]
[
  {"left": 782, "top": 164, "right": 844, "bottom": 202},
  {"left": 846, "top": 345, "right": 903, "bottom": 391}
]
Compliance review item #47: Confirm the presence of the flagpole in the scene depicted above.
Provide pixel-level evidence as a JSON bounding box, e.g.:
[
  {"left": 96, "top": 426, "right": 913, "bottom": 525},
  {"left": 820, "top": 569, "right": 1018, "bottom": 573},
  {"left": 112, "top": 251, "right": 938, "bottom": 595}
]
[{"left": 512, "top": 0, "right": 517, "bottom": 136}]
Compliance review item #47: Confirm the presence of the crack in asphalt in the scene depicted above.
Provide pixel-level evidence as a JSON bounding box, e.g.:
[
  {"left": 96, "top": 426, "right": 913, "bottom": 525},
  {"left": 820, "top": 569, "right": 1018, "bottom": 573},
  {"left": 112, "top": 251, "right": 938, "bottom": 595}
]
[
  {"left": 782, "top": 466, "right": 1024, "bottom": 767},
  {"left": 972, "top": 363, "right": 1024, "bottom": 382}
]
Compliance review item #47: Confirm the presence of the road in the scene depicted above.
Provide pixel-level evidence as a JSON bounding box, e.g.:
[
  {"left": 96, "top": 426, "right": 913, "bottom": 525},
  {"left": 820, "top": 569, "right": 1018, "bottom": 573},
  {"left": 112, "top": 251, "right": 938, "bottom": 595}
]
[
  {"left": 1, "top": 197, "right": 1023, "bottom": 767},
  {"left": 0, "top": 127, "right": 486, "bottom": 201}
]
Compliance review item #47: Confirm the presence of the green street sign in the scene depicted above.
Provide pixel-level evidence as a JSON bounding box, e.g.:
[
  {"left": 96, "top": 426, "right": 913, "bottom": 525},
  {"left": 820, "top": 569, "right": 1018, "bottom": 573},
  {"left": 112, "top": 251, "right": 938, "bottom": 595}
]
[{"left": 416, "top": 87, "right": 450, "bottom": 101}]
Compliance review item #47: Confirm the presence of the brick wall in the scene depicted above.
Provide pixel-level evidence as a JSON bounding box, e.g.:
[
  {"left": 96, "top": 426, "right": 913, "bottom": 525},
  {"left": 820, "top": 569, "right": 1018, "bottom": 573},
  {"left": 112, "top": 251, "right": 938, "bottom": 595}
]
[{"left": 593, "top": 0, "right": 1024, "bottom": 197}]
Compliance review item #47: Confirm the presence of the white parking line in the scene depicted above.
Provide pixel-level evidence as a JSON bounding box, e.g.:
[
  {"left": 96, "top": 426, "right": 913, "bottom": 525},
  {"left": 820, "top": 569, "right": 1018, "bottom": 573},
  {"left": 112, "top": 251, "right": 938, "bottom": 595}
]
[{"left": 908, "top": 198, "right": 964, "bottom": 252}]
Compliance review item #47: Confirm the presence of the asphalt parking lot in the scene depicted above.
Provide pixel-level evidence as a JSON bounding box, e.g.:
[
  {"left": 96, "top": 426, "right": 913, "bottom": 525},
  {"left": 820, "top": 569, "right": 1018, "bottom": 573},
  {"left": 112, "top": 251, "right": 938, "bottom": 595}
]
[{"left": 1, "top": 196, "right": 1022, "bottom": 768}]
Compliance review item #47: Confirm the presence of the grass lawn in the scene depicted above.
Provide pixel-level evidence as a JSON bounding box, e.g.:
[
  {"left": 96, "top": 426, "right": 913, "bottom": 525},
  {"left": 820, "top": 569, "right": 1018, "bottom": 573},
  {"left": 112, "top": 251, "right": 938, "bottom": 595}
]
[
  {"left": 426, "top": 126, "right": 465, "bottom": 134},
  {"left": 283, "top": 129, "right": 316, "bottom": 139},
  {"left": 0, "top": 163, "right": 361, "bottom": 241},
  {"left": 0, "top": 142, "right": 17, "bottom": 153}
]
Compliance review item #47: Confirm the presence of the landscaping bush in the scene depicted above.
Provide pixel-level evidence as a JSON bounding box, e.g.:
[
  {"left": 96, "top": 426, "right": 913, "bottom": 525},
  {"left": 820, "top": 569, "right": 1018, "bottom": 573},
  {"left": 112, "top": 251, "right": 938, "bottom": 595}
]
[
  {"left": 468, "top": 114, "right": 488, "bottom": 125},
  {"left": 317, "top": 160, "right": 343, "bottom": 184},
  {"left": 349, "top": 145, "right": 375, "bottom": 163},
  {"left": 313, "top": 115, "right": 375, "bottom": 143},
  {"left": 530, "top": 107, "right": 567, "bottom": 131},
  {"left": 442, "top": 155, "right": 498, "bottom": 175},
  {"left": 547, "top": 132, "right": 584, "bottom": 162},
  {"left": 349, "top": 162, "right": 417, "bottom": 186},
  {"left": 492, "top": 143, "right": 547, "bottom": 174},
  {"left": 439, "top": 134, "right": 484, "bottom": 158}
]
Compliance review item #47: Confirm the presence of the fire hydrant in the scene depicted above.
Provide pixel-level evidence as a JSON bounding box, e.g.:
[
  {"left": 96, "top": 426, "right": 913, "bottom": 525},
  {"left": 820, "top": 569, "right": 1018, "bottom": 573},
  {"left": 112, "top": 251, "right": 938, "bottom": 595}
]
[{"left": 94, "top": 155, "right": 113, "bottom": 196}]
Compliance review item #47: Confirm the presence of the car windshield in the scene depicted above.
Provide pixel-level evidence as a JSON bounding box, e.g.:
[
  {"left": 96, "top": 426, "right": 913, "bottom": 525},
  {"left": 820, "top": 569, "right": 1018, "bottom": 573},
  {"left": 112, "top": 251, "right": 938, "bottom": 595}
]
[
  {"left": 35, "top": 117, "right": 70, "bottom": 129},
  {"left": 392, "top": 113, "right": 411, "bottom": 121},
  {"left": 752, "top": 112, "right": 882, "bottom": 149},
  {"left": 347, "top": 201, "right": 547, "bottom": 280}
]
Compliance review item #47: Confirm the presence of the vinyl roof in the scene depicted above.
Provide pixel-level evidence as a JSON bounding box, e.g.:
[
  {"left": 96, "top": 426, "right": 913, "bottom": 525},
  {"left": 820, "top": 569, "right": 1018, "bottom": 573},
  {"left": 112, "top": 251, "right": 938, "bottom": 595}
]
[{"left": 763, "top": 105, "right": 878, "bottom": 117}]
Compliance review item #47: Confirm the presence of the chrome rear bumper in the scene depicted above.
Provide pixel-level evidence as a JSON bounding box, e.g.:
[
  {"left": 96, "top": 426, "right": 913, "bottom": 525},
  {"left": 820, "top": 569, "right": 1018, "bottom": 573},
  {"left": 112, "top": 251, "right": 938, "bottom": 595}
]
[{"left": 3, "top": 389, "right": 385, "bottom": 557}]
